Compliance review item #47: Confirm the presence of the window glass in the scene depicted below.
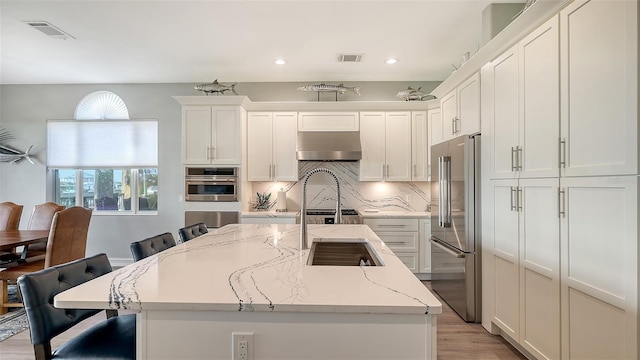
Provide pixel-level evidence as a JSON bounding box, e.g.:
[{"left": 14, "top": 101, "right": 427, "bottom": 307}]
[
  {"left": 138, "top": 169, "right": 158, "bottom": 211},
  {"left": 55, "top": 169, "right": 77, "bottom": 207}
]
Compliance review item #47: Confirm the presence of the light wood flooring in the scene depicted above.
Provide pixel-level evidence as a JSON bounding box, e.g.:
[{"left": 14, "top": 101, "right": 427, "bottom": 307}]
[{"left": 0, "top": 281, "right": 526, "bottom": 360}]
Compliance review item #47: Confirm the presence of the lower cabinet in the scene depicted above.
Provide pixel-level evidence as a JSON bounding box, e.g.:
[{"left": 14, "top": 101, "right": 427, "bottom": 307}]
[
  {"left": 364, "top": 217, "right": 427, "bottom": 274},
  {"left": 418, "top": 219, "right": 431, "bottom": 274}
]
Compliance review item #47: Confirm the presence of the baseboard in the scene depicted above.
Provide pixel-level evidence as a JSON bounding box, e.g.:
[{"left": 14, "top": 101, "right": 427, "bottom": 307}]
[
  {"left": 415, "top": 273, "right": 432, "bottom": 281},
  {"left": 494, "top": 324, "right": 537, "bottom": 360}
]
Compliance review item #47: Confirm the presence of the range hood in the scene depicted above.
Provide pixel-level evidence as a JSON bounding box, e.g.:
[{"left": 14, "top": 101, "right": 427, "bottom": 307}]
[{"left": 296, "top": 131, "right": 362, "bottom": 161}]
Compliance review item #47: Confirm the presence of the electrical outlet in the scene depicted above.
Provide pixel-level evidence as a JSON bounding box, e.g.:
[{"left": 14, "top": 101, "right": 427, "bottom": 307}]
[
  {"left": 232, "top": 332, "right": 254, "bottom": 360},
  {"left": 405, "top": 194, "right": 412, "bottom": 203}
]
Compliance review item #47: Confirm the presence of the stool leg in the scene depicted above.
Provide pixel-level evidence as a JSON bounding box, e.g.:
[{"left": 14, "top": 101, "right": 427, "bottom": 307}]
[{"left": 0, "top": 279, "right": 8, "bottom": 315}]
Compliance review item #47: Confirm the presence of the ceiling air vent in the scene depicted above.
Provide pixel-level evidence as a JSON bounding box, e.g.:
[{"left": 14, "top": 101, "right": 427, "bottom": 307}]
[
  {"left": 23, "top": 21, "right": 75, "bottom": 40},
  {"left": 337, "top": 53, "right": 364, "bottom": 63}
]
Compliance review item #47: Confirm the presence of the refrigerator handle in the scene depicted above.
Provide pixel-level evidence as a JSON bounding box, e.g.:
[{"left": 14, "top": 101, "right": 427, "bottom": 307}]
[
  {"left": 438, "top": 156, "right": 444, "bottom": 226},
  {"left": 430, "top": 238, "right": 466, "bottom": 258},
  {"left": 440, "top": 155, "right": 452, "bottom": 227}
]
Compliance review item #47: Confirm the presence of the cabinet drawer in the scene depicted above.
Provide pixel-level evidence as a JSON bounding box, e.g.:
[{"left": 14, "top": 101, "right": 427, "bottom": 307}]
[
  {"left": 363, "top": 218, "right": 419, "bottom": 232},
  {"left": 376, "top": 231, "right": 419, "bottom": 252},
  {"left": 394, "top": 252, "right": 419, "bottom": 273}
]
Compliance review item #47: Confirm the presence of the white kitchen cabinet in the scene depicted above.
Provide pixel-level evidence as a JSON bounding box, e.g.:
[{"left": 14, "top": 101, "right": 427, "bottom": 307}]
[
  {"left": 487, "top": 177, "right": 560, "bottom": 359},
  {"left": 182, "top": 106, "right": 243, "bottom": 165},
  {"left": 364, "top": 217, "right": 420, "bottom": 273},
  {"left": 440, "top": 72, "right": 480, "bottom": 142},
  {"left": 247, "top": 112, "right": 298, "bottom": 181},
  {"left": 559, "top": 176, "right": 637, "bottom": 360},
  {"left": 485, "top": 15, "right": 559, "bottom": 180},
  {"left": 560, "top": 0, "right": 637, "bottom": 177},
  {"left": 411, "top": 111, "right": 429, "bottom": 181},
  {"left": 297, "top": 112, "right": 359, "bottom": 131},
  {"left": 359, "top": 112, "right": 412, "bottom": 182},
  {"left": 240, "top": 215, "right": 297, "bottom": 224},
  {"left": 427, "top": 109, "right": 442, "bottom": 181},
  {"left": 418, "top": 218, "right": 431, "bottom": 274}
]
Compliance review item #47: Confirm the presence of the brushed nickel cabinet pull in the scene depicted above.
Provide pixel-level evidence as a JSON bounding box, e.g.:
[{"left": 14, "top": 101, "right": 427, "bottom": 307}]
[
  {"left": 558, "top": 188, "right": 566, "bottom": 218},
  {"left": 517, "top": 186, "right": 523, "bottom": 211},
  {"left": 511, "top": 147, "right": 517, "bottom": 172},
  {"left": 559, "top": 138, "right": 567, "bottom": 168},
  {"left": 510, "top": 186, "right": 517, "bottom": 211}
]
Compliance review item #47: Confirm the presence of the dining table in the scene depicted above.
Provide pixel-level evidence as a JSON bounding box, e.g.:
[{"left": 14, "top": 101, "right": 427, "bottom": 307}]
[{"left": 0, "top": 230, "right": 49, "bottom": 267}]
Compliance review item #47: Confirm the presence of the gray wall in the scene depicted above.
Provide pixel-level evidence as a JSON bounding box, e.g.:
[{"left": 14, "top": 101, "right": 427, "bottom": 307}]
[{"left": 0, "top": 81, "right": 439, "bottom": 264}]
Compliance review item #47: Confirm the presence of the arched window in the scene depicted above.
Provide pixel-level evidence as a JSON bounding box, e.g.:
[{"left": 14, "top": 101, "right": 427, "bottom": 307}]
[
  {"left": 74, "top": 91, "right": 130, "bottom": 120},
  {"left": 48, "top": 91, "right": 158, "bottom": 214}
]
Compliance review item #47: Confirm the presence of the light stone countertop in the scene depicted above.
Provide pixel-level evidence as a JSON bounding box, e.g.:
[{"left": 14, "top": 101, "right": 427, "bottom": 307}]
[
  {"left": 55, "top": 224, "right": 442, "bottom": 315},
  {"left": 241, "top": 211, "right": 299, "bottom": 218},
  {"left": 359, "top": 210, "right": 432, "bottom": 219}
]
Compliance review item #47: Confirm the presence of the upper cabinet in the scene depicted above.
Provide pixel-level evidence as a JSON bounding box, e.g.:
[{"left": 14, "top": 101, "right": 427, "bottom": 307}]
[
  {"left": 484, "top": 15, "right": 559, "bottom": 180},
  {"left": 411, "top": 111, "right": 429, "bottom": 181},
  {"left": 560, "top": 0, "right": 637, "bottom": 177},
  {"left": 247, "top": 112, "right": 298, "bottom": 181},
  {"left": 182, "top": 106, "right": 243, "bottom": 165},
  {"left": 360, "top": 111, "right": 412, "bottom": 182},
  {"left": 440, "top": 72, "right": 480, "bottom": 142},
  {"left": 297, "top": 112, "right": 359, "bottom": 131}
]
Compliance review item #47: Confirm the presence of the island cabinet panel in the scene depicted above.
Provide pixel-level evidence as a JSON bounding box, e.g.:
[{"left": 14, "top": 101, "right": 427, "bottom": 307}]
[
  {"left": 419, "top": 218, "right": 431, "bottom": 274},
  {"left": 440, "top": 72, "right": 480, "bottom": 143},
  {"left": 560, "top": 0, "right": 637, "bottom": 177},
  {"left": 297, "top": 112, "right": 359, "bottom": 131},
  {"left": 484, "top": 15, "right": 559, "bottom": 180},
  {"left": 182, "top": 105, "right": 243, "bottom": 165},
  {"left": 560, "top": 176, "right": 637, "bottom": 360},
  {"left": 359, "top": 111, "right": 412, "bottom": 182},
  {"left": 364, "top": 218, "right": 420, "bottom": 273},
  {"left": 247, "top": 112, "right": 298, "bottom": 181},
  {"left": 140, "top": 310, "right": 436, "bottom": 360}
]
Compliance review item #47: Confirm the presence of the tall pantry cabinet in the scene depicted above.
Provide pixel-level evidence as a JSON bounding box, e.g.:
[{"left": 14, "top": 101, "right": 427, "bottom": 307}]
[{"left": 482, "top": 1, "right": 637, "bottom": 359}]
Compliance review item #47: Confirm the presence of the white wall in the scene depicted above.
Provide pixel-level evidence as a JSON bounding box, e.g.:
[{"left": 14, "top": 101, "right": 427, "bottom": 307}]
[{"left": 0, "top": 81, "right": 439, "bottom": 263}]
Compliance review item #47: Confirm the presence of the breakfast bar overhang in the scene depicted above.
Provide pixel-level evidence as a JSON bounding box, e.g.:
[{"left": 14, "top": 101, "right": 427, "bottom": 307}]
[{"left": 55, "top": 224, "right": 442, "bottom": 359}]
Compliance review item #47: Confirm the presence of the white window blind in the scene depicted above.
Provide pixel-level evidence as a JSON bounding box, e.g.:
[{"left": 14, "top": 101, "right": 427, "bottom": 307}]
[{"left": 47, "top": 119, "right": 158, "bottom": 168}]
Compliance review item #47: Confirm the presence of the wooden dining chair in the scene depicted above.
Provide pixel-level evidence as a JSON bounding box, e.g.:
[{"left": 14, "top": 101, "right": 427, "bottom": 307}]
[
  {"left": 23, "top": 202, "right": 66, "bottom": 258},
  {"left": 0, "top": 201, "right": 23, "bottom": 231},
  {"left": 0, "top": 206, "right": 93, "bottom": 314}
]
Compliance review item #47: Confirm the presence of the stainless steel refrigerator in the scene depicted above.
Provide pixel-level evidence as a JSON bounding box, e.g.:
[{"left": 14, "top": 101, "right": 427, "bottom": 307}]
[{"left": 430, "top": 134, "right": 481, "bottom": 322}]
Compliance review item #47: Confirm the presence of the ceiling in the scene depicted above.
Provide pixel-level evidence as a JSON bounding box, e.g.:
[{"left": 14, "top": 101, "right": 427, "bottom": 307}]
[{"left": 0, "top": 0, "right": 524, "bottom": 85}]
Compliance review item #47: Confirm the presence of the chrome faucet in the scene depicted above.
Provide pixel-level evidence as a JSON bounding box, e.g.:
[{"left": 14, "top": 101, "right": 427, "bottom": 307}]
[{"left": 299, "top": 167, "right": 342, "bottom": 250}]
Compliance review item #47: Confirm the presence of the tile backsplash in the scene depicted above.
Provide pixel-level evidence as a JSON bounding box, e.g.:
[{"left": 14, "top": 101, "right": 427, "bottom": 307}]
[{"left": 249, "top": 162, "right": 430, "bottom": 212}]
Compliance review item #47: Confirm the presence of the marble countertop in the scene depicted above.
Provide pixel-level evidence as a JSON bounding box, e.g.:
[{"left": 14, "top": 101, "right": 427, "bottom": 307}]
[
  {"left": 241, "top": 211, "right": 299, "bottom": 218},
  {"left": 55, "top": 224, "right": 441, "bottom": 315},
  {"left": 359, "top": 210, "right": 431, "bottom": 219}
]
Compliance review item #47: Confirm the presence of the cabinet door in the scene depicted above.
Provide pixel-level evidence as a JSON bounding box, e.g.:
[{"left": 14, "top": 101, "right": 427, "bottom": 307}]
[
  {"left": 560, "top": 176, "right": 637, "bottom": 360},
  {"left": 359, "top": 112, "right": 386, "bottom": 181},
  {"left": 489, "top": 179, "right": 520, "bottom": 340},
  {"left": 519, "top": 15, "right": 559, "bottom": 179},
  {"left": 272, "top": 112, "right": 298, "bottom": 181},
  {"left": 411, "top": 111, "right": 429, "bottom": 181},
  {"left": 518, "top": 178, "right": 560, "bottom": 360},
  {"left": 419, "top": 219, "right": 431, "bottom": 274},
  {"left": 211, "top": 107, "right": 242, "bottom": 165},
  {"left": 440, "top": 90, "right": 457, "bottom": 141},
  {"left": 560, "top": 0, "right": 637, "bottom": 177},
  {"left": 488, "top": 45, "right": 520, "bottom": 180},
  {"left": 247, "top": 112, "right": 273, "bottom": 181},
  {"left": 385, "top": 112, "right": 412, "bottom": 181},
  {"left": 182, "top": 106, "right": 213, "bottom": 164},
  {"left": 457, "top": 72, "right": 480, "bottom": 136}
]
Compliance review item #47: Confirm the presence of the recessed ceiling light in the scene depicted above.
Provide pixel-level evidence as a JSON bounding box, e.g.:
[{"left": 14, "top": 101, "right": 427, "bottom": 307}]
[
  {"left": 275, "top": 59, "right": 286, "bottom": 65},
  {"left": 385, "top": 58, "right": 398, "bottom": 65}
]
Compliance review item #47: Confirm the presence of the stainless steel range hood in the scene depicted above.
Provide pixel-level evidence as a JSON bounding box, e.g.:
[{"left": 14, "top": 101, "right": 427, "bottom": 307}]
[{"left": 296, "top": 131, "right": 362, "bottom": 161}]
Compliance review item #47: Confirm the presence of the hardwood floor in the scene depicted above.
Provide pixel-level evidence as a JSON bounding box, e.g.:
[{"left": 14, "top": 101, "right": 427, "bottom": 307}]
[
  {"left": 0, "top": 282, "right": 526, "bottom": 360},
  {"left": 424, "top": 281, "right": 527, "bottom": 360}
]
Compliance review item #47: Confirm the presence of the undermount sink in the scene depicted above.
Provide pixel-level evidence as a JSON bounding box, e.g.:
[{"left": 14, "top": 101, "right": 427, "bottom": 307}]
[{"left": 306, "top": 238, "right": 384, "bottom": 266}]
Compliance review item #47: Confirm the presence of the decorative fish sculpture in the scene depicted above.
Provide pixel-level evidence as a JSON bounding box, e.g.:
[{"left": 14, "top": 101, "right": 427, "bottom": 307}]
[
  {"left": 194, "top": 79, "right": 238, "bottom": 96},
  {"left": 297, "top": 83, "right": 361, "bottom": 96},
  {"left": 0, "top": 127, "right": 34, "bottom": 164},
  {"left": 396, "top": 87, "right": 436, "bottom": 101}
]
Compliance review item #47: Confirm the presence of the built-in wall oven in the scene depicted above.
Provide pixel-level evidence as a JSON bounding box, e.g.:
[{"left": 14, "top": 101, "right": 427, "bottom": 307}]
[{"left": 185, "top": 167, "right": 238, "bottom": 202}]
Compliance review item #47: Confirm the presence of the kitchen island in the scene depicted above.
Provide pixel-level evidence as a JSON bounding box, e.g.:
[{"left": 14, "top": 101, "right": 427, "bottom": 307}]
[{"left": 55, "top": 224, "right": 442, "bottom": 359}]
